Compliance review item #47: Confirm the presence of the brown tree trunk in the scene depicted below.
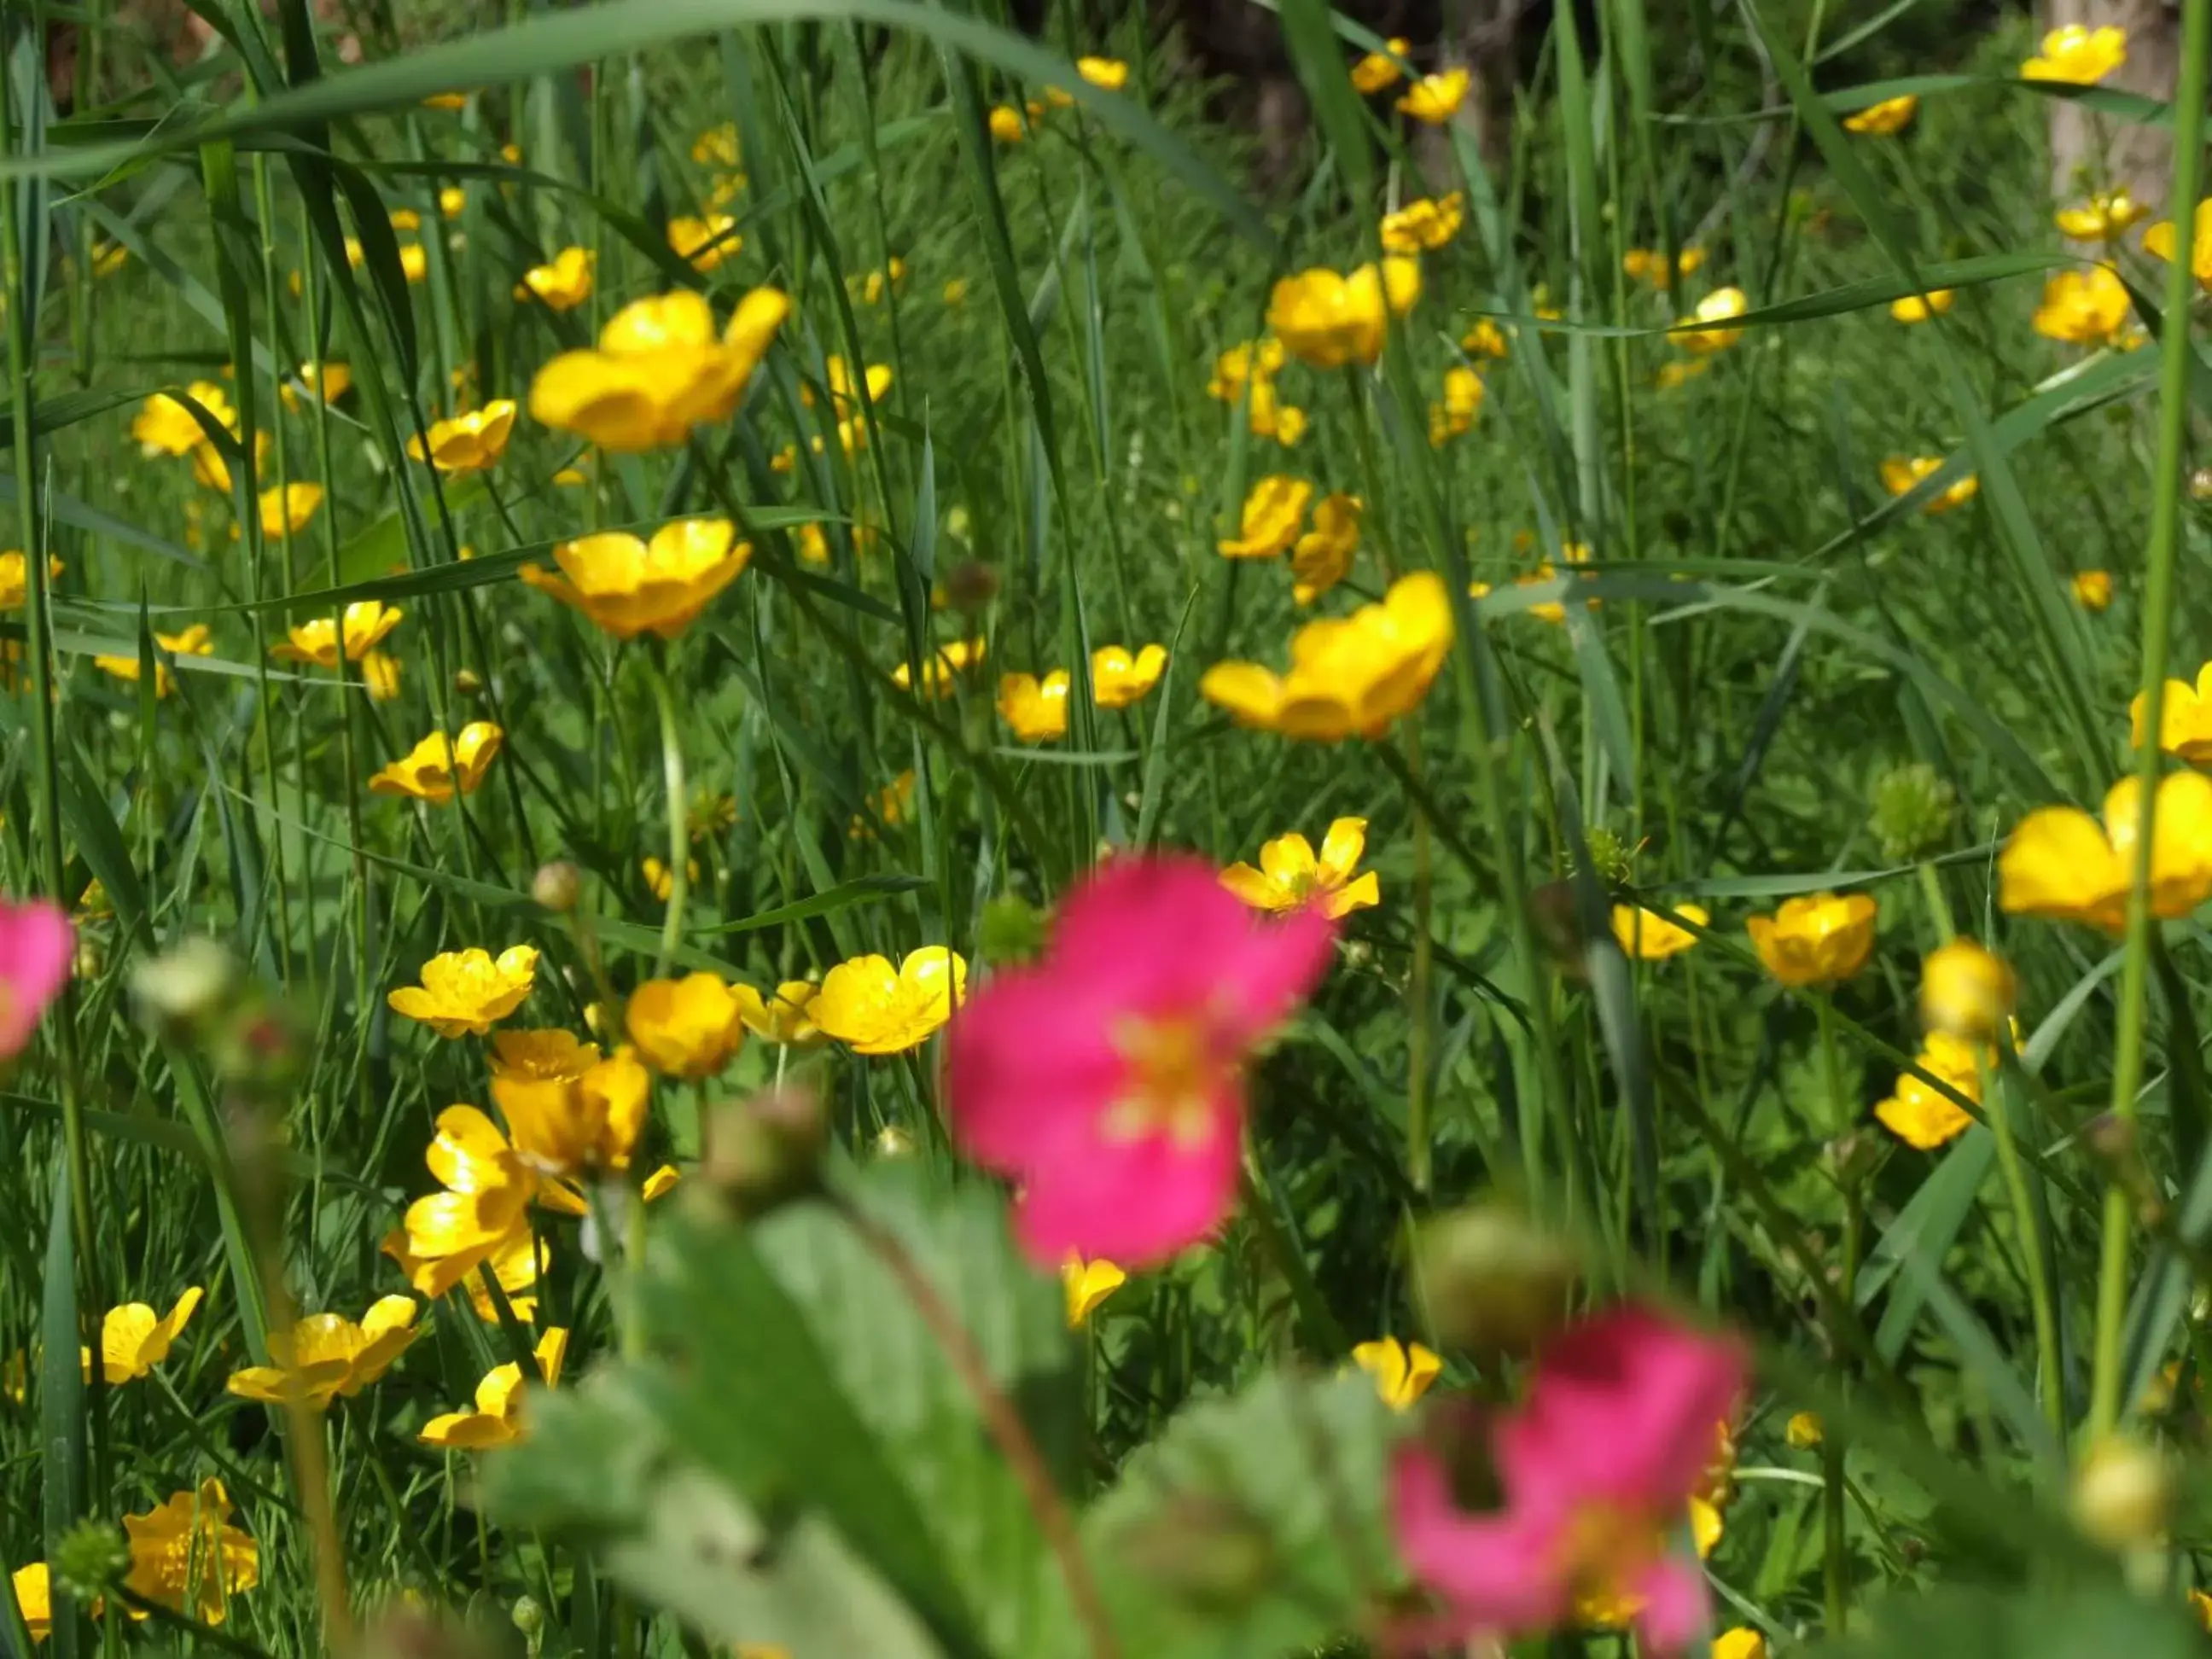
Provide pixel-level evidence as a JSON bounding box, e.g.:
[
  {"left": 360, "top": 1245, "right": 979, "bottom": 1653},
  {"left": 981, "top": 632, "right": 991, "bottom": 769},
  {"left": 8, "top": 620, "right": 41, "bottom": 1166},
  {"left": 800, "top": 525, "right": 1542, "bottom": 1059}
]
[{"left": 2046, "top": 0, "right": 2182, "bottom": 206}]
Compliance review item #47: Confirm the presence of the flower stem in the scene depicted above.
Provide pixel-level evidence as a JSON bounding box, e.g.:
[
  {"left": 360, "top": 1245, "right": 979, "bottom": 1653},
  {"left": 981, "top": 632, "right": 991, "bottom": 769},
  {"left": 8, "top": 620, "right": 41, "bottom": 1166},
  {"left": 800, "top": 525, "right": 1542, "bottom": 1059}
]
[
  {"left": 1816, "top": 994, "right": 1854, "bottom": 1636},
  {"left": 1984, "top": 1048, "right": 2066, "bottom": 1442},
  {"left": 1914, "top": 860, "right": 1955, "bottom": 945},
  {"left": 645, "top": 651, "right": 690, "bottom": 977},
  {"left": 2090, "top": 0, "right": 2212, "bottom": 1441}
]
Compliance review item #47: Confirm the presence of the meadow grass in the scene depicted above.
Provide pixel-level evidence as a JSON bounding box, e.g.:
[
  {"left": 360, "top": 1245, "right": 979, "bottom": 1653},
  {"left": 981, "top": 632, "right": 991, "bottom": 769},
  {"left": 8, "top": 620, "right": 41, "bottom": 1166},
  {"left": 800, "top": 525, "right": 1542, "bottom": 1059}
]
[{"left": 4, "top": 0, "right": 2212, "bottom": 1656}]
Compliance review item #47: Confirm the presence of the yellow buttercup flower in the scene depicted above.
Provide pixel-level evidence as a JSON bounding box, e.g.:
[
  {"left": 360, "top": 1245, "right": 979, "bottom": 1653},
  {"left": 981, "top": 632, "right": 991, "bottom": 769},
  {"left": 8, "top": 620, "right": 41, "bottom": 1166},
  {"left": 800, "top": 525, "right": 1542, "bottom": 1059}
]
[
  {"left": 1266, "top": 259, "right": 1421, "bottom": 368},
  {"left": 224, "top": 1296, "right": 421, "bottom": 1409},
  {"left": 1428, "top": 364, "right": 1483, "bottom": 444},
  {"left": 1674, "top": 286, "right": 1749, "bottom": 354},
  {"left": 1889, "top": 288, "right": 1953, "bottom": 323},
  {"left": 2142, "top": 200, "right": 2212, "bottom": 292},
  {"left": 2073, "top": 570, "right": 2114, "bottom": 611},
  {"left": 133, "top": 382, "right": 233, "bottom": 456},
  {"left": 191, "top": 430, "right": 271, "bottom": 494},
  {"left": 286, "top": 359, "right": 352, "bottom": 408},
  {"left": 988, "top": 103, "right": 1028, "bottom": 143},
  {"left": 1461, "top": 317, "right": 1509, "bottom": 358},
  {"left": 2056, "top": 190, "right": 2152, "bottom": 241},
  {"left": 1919, "top": 938, "right": 2016, "bottom": 1042},
  {"left": 1380, "top": 193, "right": 1465, "bottom": 253},
  {"left": 998, "top": 670, "right": 1071, "bottom": 742},
  {"left": 2021, "top": 23, "right": 2127, "bottom": 83},
  {"left": 1745, "top": 892, "right": 1877, "bottom": 987},
  {"left": 82, "top": 1288, "right": 203, "bottom": 1384},
  {"left": 2000, "top": 771, "right": 2212, "bottom": 933},
  {"left": 626, "top": 972, "right": 747, "bottom": 1078},
  {"left": 516, "top": 246, "right": 595, "bottom": 311},
  {"left": 668, "top": 212, "right": 741, "bottom": 271},
  {"left": 693, "top": 122, "right": 741, "bottom": 166},
  {"left": 13, "top": 1563, "right": 50, "bottom": 1643},
  {"left": 368, "top": 723, "right": 504, "bottom": 803},
  {"left": 643, "top": 854, "right": 700, "bottom": 901},
  {"left": 1611, "top": 901, "right": 1708, "bottom": 960},
  {"left": 529, "top": 288, "right": 791, "bottom": 452},
  {"left": 407, "top": 400, "right": 515, "bottom": 474},
  {"left": 1881, "top": 456, "right": 1978, "bottom": 514},
  {"left": 1076, "top": 55, "right": 1127, "bottom": 90},
  {"left": 93, "top": 624, "right": 213, "bottom": 698},
  {"left": 1842, "top": 93, "right": 1918, "bottom": 135},
  {"left": 1875, "top": 1031, "right": 1984, "bottom": 1150},
  {"left": 1220, "top": 475, "right": 1313, "bottom": 558},
  {"left": 1063, "top": 1254, "right": 1126, "bottom": 1327},
  {"left": 521, "top": 519, "right": 752, "bottom": 640},
  {"left": 1207, "top": 336, "right": 1285, "bottom": 403},
  {"left": 489, "top": 1028, "right": 601, "bottom": 1081},
  {"left": 813, "top": 948, "right": 967, "bottom": 1055},
  {"left": 2133, "top": 664, "right": 2212, "bottom": 764},
  {"left": 387, "top": 946, "right": 538, "bottom": 1038},
  {"left": 271, "top": 599, "right": 403, "bottom": 667},
  {"left": 421, "top": 1328, "right": 568, "bottom": 1449},
  {"left": 894, "top": 637, "right": 987, "bottom": 697},
  {"left": 1622, "top": 247, "right": 1705, "bottom": 285},
  {"left": 1785, "top": 1411, "right": 1825, "bottom": 1448},
  {"left": 1201, "top": 570, "right": 1453, "bottom": 742},
  {"left": 0, "top": 552, "right": 56, "bottom": 613},
  {"left": 1396, "top": 67, "right": 1468, "bottom": 123},
  {"left": 124, "top": 1480, "right": 258, "bottom": 1625},
  {"left": 1091, "top": 643, "right": 1167, "bottom": 708},
  {"left": 492, "top": 1048, "right": 650, "bottom": 1178},
  {"left": 1221, "top": 818, "right": 1382, "bottom": 919},
  {"left": 1712, "top": 1630, "right": 1768, "bottom": 1659},
  {"left": 257, "top": 482, "right": 325, "bottom": 538},
  {"left": 2032, "top": 265, "right": 2133, "bottom": 346},
  {"left": 731, "top": 980, "right": 824, "bottom": 1045},
  {"left": 1292, "top": 492, "right": 1362, "bottom": 604},
  {"left": 1350, "top": 37, "right": 1411, "bottom": 94},
  {"left": 1352, "top": 1336, "right": 1441, "bottom": 1412}
]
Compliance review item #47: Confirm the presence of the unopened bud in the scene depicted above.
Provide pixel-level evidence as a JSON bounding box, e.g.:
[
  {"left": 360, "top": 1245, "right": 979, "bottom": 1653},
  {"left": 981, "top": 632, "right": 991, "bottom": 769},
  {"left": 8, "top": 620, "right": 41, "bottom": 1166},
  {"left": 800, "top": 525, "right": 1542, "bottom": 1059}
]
[
  {"left": 52, "top": 1518, "right": 129, "bottom": 1600},
  {"left": 940, "top": 559, "right": 998, "bottom": 614},
  {"left": 2083, "top": 1112, "right": 2134, "bottom": 1166},
  {"left": 510, "top": 1595, "right": 544, "bottom": 1643},
  {"left": 2072, "top": 1435, "right": 2169, "bottom": 1549},
  {"left": 2192, "top": 466, "right": 2212, "bottom": 503},
  {"left": 1868, "top": 761, "right": 1956, "bottom": 864},
  {"left": 454, "top": 667, "right": 483, "bottom": 696},
  {"left": 1785, "top": 1410, "right": 1824, "bottom": 1449},
  {"left": 1415, "top": 1203, "right": 1577, "bottom": 1359},
  {"left": 1578, "top": 825, "right": 1634, "bottom": 885},
  {"left": 131, "top": 936, "right": 239, "bottom": 1027},
  {"left": 1919, "top": 938, "right": 2016, "bottom": 1043},
  {"left": 875, "top": 1124, "right": 916, "bottom": 1160},
  {"left": 700, "top": 1085, "right": 826, "bottom": 1216},
  {"left": 978, "top": 893, "right": 1047, "bottom": 965},
  {"left": 533, "top": 861, "right": 581, "bottom": 913}
]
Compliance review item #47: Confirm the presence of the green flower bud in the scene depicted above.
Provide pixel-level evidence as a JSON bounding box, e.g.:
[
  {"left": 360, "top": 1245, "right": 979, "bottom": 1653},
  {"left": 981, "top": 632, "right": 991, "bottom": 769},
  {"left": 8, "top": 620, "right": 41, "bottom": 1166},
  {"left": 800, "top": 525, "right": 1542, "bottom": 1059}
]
[
  {"left": 1869, "top": 762, "right": 1956, "bottom": 864},
  {"left": 52, "top": 1520, "right": 128, "bottom": 1602}
]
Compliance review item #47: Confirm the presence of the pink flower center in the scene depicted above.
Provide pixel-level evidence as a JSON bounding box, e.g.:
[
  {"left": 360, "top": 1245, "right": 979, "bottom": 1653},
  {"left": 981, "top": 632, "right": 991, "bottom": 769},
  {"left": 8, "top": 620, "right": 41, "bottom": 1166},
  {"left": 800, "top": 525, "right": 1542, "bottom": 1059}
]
[
  {"left": 1103, "top": 1011, "right": 1232, "bottom": 1149},
  {"left": 1559, "top": 1501, "right": 1664, "bottom": 1614}
]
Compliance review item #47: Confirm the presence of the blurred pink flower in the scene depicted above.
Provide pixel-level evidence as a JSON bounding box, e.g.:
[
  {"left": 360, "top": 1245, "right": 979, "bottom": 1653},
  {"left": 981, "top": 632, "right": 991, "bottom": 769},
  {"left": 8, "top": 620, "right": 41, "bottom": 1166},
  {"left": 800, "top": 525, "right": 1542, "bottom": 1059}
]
[
  {"left": 1393, "top": 1306, "right": 1744, "bottom": 1653},
  {"left": 0, "top": 897, "right": 73, "bottom": 1059},
  {"left": 943, "top": 856, "right": 1335, "bottom": 1266}
]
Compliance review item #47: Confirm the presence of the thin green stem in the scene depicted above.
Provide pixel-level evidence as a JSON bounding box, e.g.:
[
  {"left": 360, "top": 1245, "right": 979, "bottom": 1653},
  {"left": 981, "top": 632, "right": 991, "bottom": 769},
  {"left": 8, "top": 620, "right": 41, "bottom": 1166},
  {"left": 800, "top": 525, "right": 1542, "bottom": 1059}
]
[
  {"left": 2089, "top": 0, "right": 2212, "bottom": 1441},
  {"left": 647, "top": 652, "right": 690, "bottom": 975},
  {"left": 1816, "top": 994, "right": 1854, "bottom": 1636}
]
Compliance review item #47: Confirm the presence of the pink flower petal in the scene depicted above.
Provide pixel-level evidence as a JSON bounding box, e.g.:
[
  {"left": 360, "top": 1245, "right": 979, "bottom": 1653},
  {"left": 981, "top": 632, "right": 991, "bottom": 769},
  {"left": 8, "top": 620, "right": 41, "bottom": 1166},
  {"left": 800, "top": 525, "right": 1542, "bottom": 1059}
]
[
  {"left": 942, "top": 969, "right": 1121, "bottom": 1172},
  {"left": 1390, "top": 1443, "right": 1566, "bottom": 1634},
  {"left": 1625, "top": 1553, "right": 1710, "bottom": 1654},
  {"left": 1010, "top": 1094, "right": 1242, "bottom": 1266},
  {"left": 0, "top": 899, "right": 73, "bottom": 1058}
]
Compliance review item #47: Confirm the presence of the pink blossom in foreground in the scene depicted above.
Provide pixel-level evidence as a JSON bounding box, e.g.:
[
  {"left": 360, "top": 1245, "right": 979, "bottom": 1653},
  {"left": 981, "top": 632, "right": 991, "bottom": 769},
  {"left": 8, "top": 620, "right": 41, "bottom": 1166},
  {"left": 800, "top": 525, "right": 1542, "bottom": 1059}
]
[
  {"left": 1393, "top": 1306, "right": 1744, "bottom": 1653},
  {"left": 943, "top": 855, "right": 1336, "bottom": 1266},
  {"left": 0, "top": 897, "right": 73, "bottom": 1059}
]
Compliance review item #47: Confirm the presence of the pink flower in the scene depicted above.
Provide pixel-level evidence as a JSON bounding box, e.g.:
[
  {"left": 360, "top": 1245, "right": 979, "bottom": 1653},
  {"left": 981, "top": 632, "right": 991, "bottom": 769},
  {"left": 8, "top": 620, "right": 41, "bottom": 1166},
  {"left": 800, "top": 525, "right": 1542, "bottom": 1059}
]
[
  {"left": 1392, "top": 1306, "right": 1744, "bottom": 1653},
  {"left": 943, "top": 855, "right": 1336, "bottom": 1266},
  {"left": 0, "top": 897, "right": 73, "bottom": 1059}
]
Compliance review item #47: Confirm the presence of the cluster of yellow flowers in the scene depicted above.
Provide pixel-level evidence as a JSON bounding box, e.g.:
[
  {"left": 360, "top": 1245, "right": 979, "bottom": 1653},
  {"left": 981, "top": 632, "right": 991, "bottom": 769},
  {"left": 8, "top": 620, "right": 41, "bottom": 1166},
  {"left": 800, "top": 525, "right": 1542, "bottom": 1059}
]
[{"left": 997, "top": 643, "right": 1169, "bottom": 742}]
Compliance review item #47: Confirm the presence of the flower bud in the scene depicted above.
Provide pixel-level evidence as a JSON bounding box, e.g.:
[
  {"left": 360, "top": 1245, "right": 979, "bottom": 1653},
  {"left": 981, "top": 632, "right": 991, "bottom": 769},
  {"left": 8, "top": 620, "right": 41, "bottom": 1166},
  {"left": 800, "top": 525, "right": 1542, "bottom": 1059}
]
[
  {"left": 1919, "top": 938, "right": 2016, "bottom": 1042},
  {"left": 454, "top": 667, "right": 484, "bottom": 696},
  {"left": 1868, "top": 761, "right": 1956, "bottom": 864},
  {"left": 700, "top": 1085, "right": 826, "bottom": 1217},
  {"left": 2192, "top": 466, "right": 2212, "bottom": 503},
  {"left": 532, "top": 861, "right": 581, "bottom": 913},
  {"left": 940, "top": 559, "right": 998, "bottom": 614},
  {"left": 2072, "top": 1435, "right": 2169, "bottom": 1549},
  {"left": 1578, "top": 825, "right": 1635, "bottom": 885},
  {"left": 1414, "top": 1203, "right": 1577, "bottom": 1359},
  {"left": 510, "top": 1595, "right": 544, "bottom": 1646},
  {"left": 875, "top": 1124, "right": 917, "bottom": 1160},
  {"left": 52, "top": 1518, "right": 129, "bottom": 1600},
  {"left": 1785, "top": 1410, "right": 1824, "bottom": 1449},
  {"left": 978, "top": 892, "right": 1047, "bottom": 965}
]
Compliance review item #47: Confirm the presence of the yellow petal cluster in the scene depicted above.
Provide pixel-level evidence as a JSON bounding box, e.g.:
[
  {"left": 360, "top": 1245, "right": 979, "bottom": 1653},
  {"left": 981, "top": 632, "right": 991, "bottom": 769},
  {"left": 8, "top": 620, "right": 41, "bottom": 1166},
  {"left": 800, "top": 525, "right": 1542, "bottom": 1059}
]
[
  {"left": 421, "top": 1328, "right": 568, "bottom": 1449},
  {"left": 1428, "top": 364, "right": 1483, "bottom": 445},
  {"left": 1889, "top": 288, "right": 1953, "bottom": 323},
  {"left": 1880, "top": 456, "right": 1978, "bottom": 514},
  {"left": 272, "top": 599, "right": 404, "bottom": 667},
  {"left": 530, "top": 288, "right": 790, "bottom": 452},
  {"left": 2020, "top": 23, "right": 2127, "bottom": 83},
  {"left": 626, "top": 972, "right": 748, "bottom": 1077},
  {"left": 1396, "top": 67, "right": 1469, "bottom": 123},
  {"left": 1842, "top": 94, "right": 1918, "bottom": 135},
  {"left": 83, "top": 1288, "right": 203, "bottom": 1384},
  {"left": 1063, "top": 1254, "right": 1126, "bottom": 1327},
  {"left": 1352, "top": 1336, "right": 1441, "bottom": 1411},
  {"left": 1919, "top": 938, "right": 2017, "bottom": 1042},
  {"left": 387, "top": 945, "right": 539, "bottom": 1038},
  {"left": 93, "top": 624, "right": 213, "bottom": 698},
  {"left": 1622, "top": 247, "right": 1705, "bottom": 285},
  {"left": 813, "top": 947, "right": 967, "bottom": 1054},
  {"left": 2000, "top": 771, "right": 2212, "bottom": 933},
  {"left": 2031, "top": 265, "right": 2134, "bottom": 346},
  {"left": 124, "top": 1480, "right": 258, "bottom": 1625},
  {"left": 998, "top": 670, "right": 1071, "bottom": 742},
  {"left": 2142, "top": 200, "right": 2212, "bottom": 292},
  {"left": 492, "top": 1048, "right": 651, "bottom": 1178},
  {"left": 1673, "top": 287, "right": 1749, "bottom": 355},
  {"left": 1380, "top": 193, "right": 1465, "bottom": 254},
  {"left": 894, "top": 637, "right": 987, "bottom": 697},
  {"left": 369, "top": 722, "right": 504, "bottom": 802},
  {"left": 1091, "top": 643, "right": 1167, "bottom": 708},
  {"left": 133, "top": 382, "right": 233, "bottom": 457},
  {"left": 1220, "top": 475, "right": 1314, "bottom": 558},
  {"left": 2133, "top": 665, "right": 2212, "bottom": 765},
  {"left": 1744, "top": 892, "right": 1877, "bottom": 987},
  {"left": 668, "top": 213, "right": 741, "bottom": 271},
  {"left": 1221, "top": 818, "right": 1381, "bottom": 919},
  {"left": 1610, "top": 901, "right": 1708, "bottom": 960},
  {"left": 225, "top": 1296, "right": 421, "bottom": 1408},
  {"left": 521, "top": 519, "right": 752, "bottom": 640},
  {"left": 731, "top": 980, "right": 824, "bottom": 1045},
  {"left": 1292, "top": 493, "right": 1362, "bottom": 604},
  {"left": 1350, "top": 38, "right": 1411, "bottom": 94},
  {"left": 1874, "top": 1031, "right": 1984, "bottom": 1151},
  {"left": 2056, "top": 191, "right": 2151, "bottom": 241},
  {"left": 1266, "top": 259, "right": 1421, "bottom": 368},
  {"left": 1201, "top": 571, "right": 1453, "bottom": 742},
  {"left": 408, "top": 400, "right": 515, "bottom": 473},
  {"left": 516, "top": 246, "right": 595, "bottom": 310}
]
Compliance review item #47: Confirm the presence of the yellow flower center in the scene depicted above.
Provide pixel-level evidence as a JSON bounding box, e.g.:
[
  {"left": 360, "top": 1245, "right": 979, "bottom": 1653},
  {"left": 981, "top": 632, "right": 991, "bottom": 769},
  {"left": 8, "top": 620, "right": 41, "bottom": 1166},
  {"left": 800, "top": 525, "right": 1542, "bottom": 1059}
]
[
  {"left": 1560, "top": 1501, "right": 1664, "bottom": 1615},
  {"left": 1103, "top": 1012, "right": 1230, "bottom": 1148}
]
